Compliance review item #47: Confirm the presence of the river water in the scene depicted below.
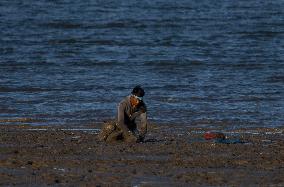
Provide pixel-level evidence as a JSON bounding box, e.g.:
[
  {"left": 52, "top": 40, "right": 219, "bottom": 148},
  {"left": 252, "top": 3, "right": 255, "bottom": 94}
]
[{"left": 0, "top": 0, "right": 283, "bottom": 128}]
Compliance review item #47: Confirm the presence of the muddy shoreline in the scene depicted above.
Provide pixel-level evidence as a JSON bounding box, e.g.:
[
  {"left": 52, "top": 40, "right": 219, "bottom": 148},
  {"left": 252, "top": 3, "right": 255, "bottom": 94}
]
[{"left": 0, "top": 123, "right": 283, "bottom": 186}]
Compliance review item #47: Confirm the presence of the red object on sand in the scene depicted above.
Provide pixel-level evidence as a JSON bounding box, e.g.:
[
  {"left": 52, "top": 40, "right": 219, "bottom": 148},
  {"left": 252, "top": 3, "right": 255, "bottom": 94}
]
[{"left": 204, "top": 132, "right": 225, "bottom": 140}]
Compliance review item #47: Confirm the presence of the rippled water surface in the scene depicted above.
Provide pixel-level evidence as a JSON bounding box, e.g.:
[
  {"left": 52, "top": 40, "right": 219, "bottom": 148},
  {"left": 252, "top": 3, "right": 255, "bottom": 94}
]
[{"left": 0, "top": 0, "right": 283, "bottom": 128}]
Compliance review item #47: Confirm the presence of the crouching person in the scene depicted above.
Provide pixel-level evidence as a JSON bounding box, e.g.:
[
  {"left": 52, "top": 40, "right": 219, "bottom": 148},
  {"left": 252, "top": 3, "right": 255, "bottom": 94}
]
[{"left": 98, "top": 85, "right": 147, "bottom": 143}]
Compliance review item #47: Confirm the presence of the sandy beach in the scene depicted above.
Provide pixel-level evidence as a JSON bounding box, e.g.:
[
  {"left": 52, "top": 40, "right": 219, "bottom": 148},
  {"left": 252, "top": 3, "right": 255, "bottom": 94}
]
[{"left": 0, "top": 123, "right": 283, "bottom": 186}]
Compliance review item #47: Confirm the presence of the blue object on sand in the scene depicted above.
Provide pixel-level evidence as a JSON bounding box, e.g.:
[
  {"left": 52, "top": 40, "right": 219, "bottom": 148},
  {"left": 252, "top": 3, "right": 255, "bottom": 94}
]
[{"left": 215, "top": 138, "right": 244, "bottom": 144}]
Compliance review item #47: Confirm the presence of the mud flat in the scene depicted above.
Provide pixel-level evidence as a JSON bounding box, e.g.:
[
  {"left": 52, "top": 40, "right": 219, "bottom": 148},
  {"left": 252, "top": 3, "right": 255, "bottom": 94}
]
[{"left": 0, "top": 123, "right": 283, "bottom": 186}]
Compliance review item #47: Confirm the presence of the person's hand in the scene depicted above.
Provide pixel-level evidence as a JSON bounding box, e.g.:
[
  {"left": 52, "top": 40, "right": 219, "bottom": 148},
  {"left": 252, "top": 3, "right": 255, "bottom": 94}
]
[{"left": 124, "top": 131, "right": 137, "bottom": 143}]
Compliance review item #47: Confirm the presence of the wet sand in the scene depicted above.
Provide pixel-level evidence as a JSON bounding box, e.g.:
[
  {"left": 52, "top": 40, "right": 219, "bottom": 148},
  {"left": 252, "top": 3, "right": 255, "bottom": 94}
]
[{"left": 0, "top": 123, "right": 283, "bottom": 186}]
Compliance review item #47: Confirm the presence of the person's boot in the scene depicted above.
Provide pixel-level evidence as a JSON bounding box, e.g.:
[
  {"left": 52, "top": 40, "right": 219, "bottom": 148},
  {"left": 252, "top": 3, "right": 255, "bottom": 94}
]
[{"left": 137, "top": 135, "right": 145, "bottom": 143}]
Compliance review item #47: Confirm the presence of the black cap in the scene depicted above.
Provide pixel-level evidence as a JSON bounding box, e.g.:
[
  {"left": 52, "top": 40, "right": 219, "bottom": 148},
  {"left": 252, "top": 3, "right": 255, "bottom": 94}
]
[{"left": 131, "top": 85, "right": 145, "bottom": 97}]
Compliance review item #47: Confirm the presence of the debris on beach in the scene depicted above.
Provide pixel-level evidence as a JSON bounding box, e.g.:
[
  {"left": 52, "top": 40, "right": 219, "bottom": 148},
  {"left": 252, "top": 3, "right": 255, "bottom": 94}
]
[
  {"left": 204, "top": 131, "right": 245, "bottom": 144},
  {"left": 204, "top": 132, "right": 226, "bottom": 140}
]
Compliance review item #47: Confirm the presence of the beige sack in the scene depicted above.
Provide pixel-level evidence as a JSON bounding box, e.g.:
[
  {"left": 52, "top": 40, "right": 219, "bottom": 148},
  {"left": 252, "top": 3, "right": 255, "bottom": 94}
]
[{"left": 97, "top": 121, "right": 116, "bottom": 141}]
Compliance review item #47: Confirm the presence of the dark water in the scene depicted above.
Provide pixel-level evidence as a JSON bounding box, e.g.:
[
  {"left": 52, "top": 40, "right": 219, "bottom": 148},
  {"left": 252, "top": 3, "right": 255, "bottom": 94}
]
[{"left": 0, "top": 0, "right": 283, "bottom": 128}]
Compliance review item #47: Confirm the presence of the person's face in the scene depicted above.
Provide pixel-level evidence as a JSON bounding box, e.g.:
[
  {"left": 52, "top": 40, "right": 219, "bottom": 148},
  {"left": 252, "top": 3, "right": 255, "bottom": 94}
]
[{"left": 130, "top": 95, "right": 141, "bottom": 107}]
